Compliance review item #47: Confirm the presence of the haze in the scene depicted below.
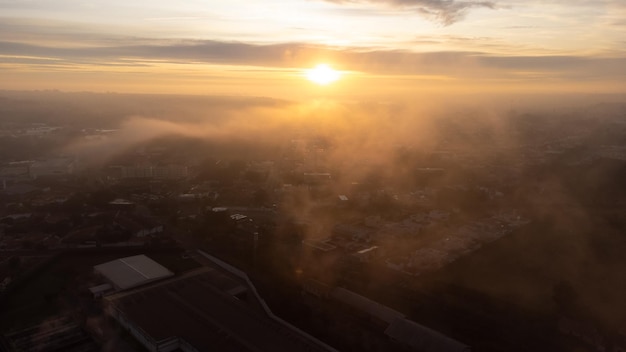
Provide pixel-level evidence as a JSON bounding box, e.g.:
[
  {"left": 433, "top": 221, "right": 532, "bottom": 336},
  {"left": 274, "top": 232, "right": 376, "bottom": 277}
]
[{"left": 1, "top": 1, "right": 626, "bottom": 352}]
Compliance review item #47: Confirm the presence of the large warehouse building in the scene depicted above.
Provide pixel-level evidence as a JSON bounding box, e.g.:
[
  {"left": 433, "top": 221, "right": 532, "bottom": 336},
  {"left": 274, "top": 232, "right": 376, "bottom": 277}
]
[
  {"left": 94, "top": 254, "right": 174, "bottom": 291},
  {"left": 101, "top": 251, "right": 338, "bottom": 352}
]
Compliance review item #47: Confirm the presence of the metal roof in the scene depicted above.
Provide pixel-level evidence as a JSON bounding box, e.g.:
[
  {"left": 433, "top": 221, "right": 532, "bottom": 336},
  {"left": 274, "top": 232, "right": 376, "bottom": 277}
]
[
  {"left": 94, "top": 255, "right": 173, "bottom": 290},
  {"left": 330, "top": 287, "right": 405, "bottom": 324},
  {"left": 385, "top": 318, "right": 470, "bottom": 352}
]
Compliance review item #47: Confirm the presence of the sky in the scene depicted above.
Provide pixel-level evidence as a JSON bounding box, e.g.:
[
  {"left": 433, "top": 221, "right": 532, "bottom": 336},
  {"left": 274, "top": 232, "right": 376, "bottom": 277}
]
[{"left": 1, "top": 0, "right": 625, "bottom": 97}]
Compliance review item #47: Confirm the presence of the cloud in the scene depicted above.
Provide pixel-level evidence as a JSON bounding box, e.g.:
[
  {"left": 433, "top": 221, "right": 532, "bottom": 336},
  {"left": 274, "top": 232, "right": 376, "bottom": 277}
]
[
  {"left": 2, "top": 38, "right": 625, "bottom": 83},
  {"left": 1, "top": 18, "right": 625, "bottom": 90},
  {"left": 320, "top": 0, "right": 498, "bottom": 25}
]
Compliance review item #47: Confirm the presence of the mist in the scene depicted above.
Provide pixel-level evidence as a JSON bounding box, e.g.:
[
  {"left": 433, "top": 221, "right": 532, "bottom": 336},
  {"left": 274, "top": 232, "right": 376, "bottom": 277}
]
[{"left": 1, "top": 89, "right": 626, "bottom": 351}]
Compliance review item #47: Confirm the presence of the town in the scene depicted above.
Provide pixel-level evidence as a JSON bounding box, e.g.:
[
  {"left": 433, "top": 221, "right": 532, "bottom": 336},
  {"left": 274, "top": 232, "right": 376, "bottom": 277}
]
[{"left": 1, "top": 91, "right": 625, "bottom": 352}]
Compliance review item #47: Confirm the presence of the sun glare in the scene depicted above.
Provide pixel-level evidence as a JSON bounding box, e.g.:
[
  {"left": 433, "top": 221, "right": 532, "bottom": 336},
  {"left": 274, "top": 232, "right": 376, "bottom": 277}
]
[{"left": 305, "top": 64, "right": 342, "bottom": 85}]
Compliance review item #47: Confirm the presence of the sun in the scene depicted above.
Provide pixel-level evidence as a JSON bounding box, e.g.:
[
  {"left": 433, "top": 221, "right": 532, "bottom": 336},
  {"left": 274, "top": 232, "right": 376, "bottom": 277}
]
[{"left": 305, "top": 64, "right": 342, "bottom": 85}]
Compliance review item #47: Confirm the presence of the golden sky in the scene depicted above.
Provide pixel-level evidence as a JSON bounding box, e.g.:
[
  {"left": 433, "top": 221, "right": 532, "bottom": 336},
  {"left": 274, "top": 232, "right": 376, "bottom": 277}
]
[{"left": 1, "top": 0, "right": 625, "bottom": 97}]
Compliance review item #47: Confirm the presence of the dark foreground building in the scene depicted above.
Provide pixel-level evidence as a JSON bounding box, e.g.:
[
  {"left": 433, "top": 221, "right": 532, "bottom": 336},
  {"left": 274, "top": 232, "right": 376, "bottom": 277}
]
[{"left": 104, "top": 251, "right": 337, "bottom": 352}]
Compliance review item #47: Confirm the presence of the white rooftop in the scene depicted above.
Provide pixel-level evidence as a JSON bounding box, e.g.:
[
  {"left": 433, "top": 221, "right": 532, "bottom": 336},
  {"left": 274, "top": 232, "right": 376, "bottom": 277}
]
[
  {"left": 230, "top": 214, "right": 248, "bottom": 221},
  {"left": 94, "top": 255, "right": 173, "bottom": 290},
  {"left": 109, "top": 198, "right": 134, "bottom": 205}
]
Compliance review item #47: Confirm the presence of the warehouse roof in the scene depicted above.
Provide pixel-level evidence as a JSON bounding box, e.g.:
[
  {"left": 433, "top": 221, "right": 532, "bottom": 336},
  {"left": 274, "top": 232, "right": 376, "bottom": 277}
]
[
  {"left": 94, "top": 254, "right": 173, "bottom": 290},
  {"left": 330, "top": 287, "right": 405, "bottom": 324},
  {"left": 385, "top": 318, "right": 470, "bottom": 352}
]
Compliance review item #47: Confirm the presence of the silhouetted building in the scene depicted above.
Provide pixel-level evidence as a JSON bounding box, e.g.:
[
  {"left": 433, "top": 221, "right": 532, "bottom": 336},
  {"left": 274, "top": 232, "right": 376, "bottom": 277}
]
[
  {"left": 104, "top": 251, "right": 338, "bottom": 352},
  {"left": 385, "top": 318, "right": 470, "bottom": 352}
]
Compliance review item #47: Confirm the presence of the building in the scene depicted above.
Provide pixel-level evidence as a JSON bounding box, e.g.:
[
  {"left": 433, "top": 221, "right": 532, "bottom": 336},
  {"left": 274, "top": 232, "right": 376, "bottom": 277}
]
[
  {"left": 88, "top": 283, "right": 113, "bottom": 298},
  {"left": 329, "top": 287, "right": 406, "bottom": 326},
  {"left": 351, "top": 245, "right": 380, "bottom": 263},
  {"left": 303, "top": 172, "right": 332, "bottom": 185},
  {"left": 385, "top": 318, "right": 470, "bottom": 352},
  {"left": 303, "top": 281, "right": 470, "bottom": 352},
  {"left": 0, "top": 161, "right": 32, "bottom": 181},
  {"left": 103, "top": 251, "right": 339, "bottom": 352},
  {"left": 114, "top": 215, "right": 163, "bottom": 238},
  {"left": 94, "top": 255, "right": 174, "bottom": 291},
  {"left": 108, "top": 198, "right": 135, "bottom": 209},
  {"left": 120, "top": 165, "right": 152, "bottom": 179},
  {"left": 152, "top": 165, "right": 189, "bottom": 179},
  {"left": 119, "top": 165, "right": 189, "bottom": 179},
  {"left": 302, "top": 240, "right": 337, "bottom": 253},
  {"left": 30, "top": 158, "right": 76, "bottom": 178}
]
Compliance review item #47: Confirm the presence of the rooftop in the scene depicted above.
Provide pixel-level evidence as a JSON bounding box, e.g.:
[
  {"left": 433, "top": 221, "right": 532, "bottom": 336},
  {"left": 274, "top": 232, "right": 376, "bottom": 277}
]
[
  {"left": 385, "top": 318, "right": 470, "bottom": 352},
  {"left": 94, "top": 254, "right": 173, "bottom": 291},
  {"left": 330, "top": 287, "right": 405, "bottom": 324},
  {"left": 106, "top": 264, "right": 337, "bottom": 352}
]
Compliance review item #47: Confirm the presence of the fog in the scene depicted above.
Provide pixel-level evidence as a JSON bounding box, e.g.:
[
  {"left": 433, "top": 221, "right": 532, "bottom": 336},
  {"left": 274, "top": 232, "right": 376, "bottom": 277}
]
[{"left": 1, "top": 90, "right": 626, "bottom": 350}]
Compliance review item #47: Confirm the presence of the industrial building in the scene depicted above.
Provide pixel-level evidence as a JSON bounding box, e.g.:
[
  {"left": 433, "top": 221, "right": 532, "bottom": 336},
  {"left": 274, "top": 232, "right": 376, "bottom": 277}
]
[
  {"left": 303, "top": 278, "right": 470, "bottom": 352},
  {"left": 102, "top": 251, "right": 338, "bottom": 352},
  {"left": 94, "top": 254, "right": 174, "bottom": 291},
  {"left": 29, "top": 158, "right": 76, "bottom": 179},
  {"left": 117, "top": 165, "right": 189, "bottom": 179},
  {"left": 385, "top": 318, "right": 471, "bottom": 352}
]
